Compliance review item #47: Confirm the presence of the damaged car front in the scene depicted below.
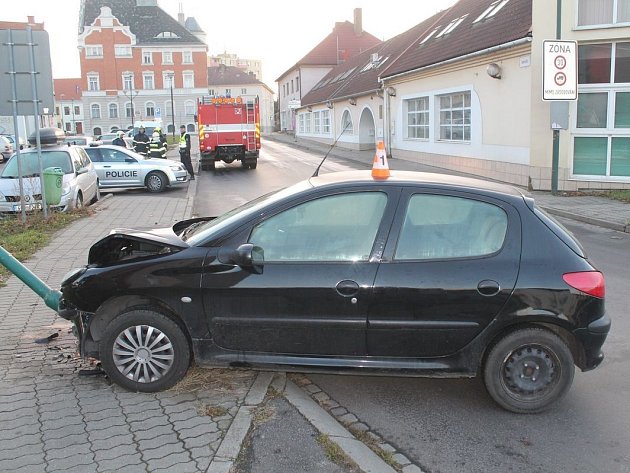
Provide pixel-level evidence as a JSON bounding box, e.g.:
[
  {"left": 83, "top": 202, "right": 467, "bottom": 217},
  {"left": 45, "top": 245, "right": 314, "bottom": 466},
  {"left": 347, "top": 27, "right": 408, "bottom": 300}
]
[{"left": 58, "top": 218, "right": 212, "bottom": 360}]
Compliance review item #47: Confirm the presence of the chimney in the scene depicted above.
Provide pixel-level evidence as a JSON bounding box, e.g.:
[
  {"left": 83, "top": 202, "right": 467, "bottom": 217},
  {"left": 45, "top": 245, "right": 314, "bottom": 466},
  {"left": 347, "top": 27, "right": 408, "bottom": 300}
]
[
  {"left": 178, "top": 2, "right": 185, "bottom": 25},
  {"left": 27, "top": 15, "right": 35, "bottom": 24},
  {"left": 354, "top": 8, "right": 362, "bottom": 36}
]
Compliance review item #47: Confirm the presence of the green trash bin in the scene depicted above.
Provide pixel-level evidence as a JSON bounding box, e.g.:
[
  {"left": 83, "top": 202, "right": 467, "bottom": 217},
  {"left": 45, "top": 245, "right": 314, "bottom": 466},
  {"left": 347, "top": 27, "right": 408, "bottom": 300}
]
[{"left": 42, "top": 167, "right": 64, "bottom": 206}]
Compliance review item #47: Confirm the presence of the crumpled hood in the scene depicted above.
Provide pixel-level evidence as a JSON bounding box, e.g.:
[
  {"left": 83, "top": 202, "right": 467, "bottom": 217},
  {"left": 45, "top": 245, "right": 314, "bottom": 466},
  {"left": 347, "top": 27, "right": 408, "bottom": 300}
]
[{"left": 88, "top": 226, "right": 188, "bottom": 266}]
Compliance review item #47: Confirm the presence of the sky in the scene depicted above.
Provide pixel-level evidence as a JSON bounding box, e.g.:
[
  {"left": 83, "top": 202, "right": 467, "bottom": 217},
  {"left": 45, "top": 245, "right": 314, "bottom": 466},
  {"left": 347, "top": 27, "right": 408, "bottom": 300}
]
[{"left": 2, "top": 0, "right": 458, "bottom": 87}]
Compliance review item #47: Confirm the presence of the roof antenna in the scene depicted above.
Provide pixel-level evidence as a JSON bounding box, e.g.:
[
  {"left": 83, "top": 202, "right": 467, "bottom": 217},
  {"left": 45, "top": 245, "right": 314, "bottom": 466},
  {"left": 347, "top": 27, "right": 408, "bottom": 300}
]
[{"left": 312, "top": 119, "right": 351, "bottom": 177}]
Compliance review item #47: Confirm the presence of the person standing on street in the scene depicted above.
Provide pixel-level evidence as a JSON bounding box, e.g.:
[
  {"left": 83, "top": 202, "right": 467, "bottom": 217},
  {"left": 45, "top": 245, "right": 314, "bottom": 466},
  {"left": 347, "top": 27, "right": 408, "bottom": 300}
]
[
  {"left": 112, "top": 130, "right": 126, "bottom": 148},
  {"left": 149, "top": 131, "right": 167, "bottom": 159},
  {"left": 133, "top": 126, "right": 150, "bottom": 156},
  {"left": 179, "top": 125, "right": 194, "bottom": 180}
]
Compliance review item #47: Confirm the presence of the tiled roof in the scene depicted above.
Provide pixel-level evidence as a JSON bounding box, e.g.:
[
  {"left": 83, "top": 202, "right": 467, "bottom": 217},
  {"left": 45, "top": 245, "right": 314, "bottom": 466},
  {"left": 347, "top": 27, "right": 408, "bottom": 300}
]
[
  {"left": 208, "top": 65, "right": 265, "bottom": 86},
  {"left": 80, "top": 0, "right": 204, "bottom": 45},
  {"left": 53, "top": 78, "right": 83, "bottom": 100},
  {"left": 382, "top": 0, "right": 532, "bottom": 78},
  {"left": 302, "top": 12, "right": 444, "bottom": 106},
  {"left": 301, "top": 0, "right": 532, "bottom": 106},
  {"left": 276, "top": 21, "right": 382, "bottom": 81}
]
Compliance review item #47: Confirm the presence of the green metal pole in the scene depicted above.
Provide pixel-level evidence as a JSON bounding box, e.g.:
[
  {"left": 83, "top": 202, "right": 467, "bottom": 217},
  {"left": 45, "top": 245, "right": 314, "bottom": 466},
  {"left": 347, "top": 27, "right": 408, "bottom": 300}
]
[
  {"left": 0, "top": 246, "right": 61, "bottom": 312},
  {"left": 551, "top": 0, "right": 562, "bottom": 195}
]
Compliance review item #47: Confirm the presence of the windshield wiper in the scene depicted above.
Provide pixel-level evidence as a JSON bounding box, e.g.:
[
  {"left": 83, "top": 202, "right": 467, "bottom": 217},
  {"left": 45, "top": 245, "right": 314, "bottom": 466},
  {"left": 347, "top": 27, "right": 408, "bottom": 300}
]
[{"left": 180, "top": 221, "right": 206, "bottom": 240}]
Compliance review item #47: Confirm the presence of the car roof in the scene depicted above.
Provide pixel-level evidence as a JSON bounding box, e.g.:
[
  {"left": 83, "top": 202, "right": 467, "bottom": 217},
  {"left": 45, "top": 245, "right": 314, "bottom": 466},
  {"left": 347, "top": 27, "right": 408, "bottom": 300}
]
[{"left": 310, "top": 170, "right": 525, "bottom": 198}]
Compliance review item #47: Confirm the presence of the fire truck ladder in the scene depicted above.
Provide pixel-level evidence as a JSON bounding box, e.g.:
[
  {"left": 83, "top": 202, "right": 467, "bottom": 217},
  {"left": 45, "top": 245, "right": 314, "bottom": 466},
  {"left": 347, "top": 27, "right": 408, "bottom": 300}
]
[{"left": 245, "top": 100, "right": 257, "bottom": 152}]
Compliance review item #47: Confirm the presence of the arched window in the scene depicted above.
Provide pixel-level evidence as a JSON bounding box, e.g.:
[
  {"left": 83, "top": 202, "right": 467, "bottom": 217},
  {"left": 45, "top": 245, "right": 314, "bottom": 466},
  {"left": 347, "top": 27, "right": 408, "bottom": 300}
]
[
  {"left": 184, "top": 100, "right": 195, "bottom": 116},
  {"left": 110, "top": 125, "right": 119, "bottom": 132},
  {"left": 187, "top": 123, "right": 195, "bottom": 132},
  {"left": 341, "top": 110, "right": 353, "bottom": 134},
  {"left": 145, "top": 101, "right": 155, "bottom": 117},
  {"left": 91, "top": 104, "right": 101, "bottom": 119},
  {"left": 125, "top": 102, "right": 133, "bottom": 118},
  {"left": 109, "top": 103, "right": 118, "bottom": 119},
  {"left": 93, "top": 127, "right": 102, "bottom": 136},
  {"left": 167, "top": 124, "right": 175, "bottom": 134}
]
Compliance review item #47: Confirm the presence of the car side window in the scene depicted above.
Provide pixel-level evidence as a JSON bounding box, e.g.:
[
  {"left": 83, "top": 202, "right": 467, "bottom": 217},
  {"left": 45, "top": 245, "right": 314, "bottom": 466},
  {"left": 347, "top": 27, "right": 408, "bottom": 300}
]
[
  {"left": 100, "top": 149, "right": 134, "bottom": 164},
  {"left": 75, "top": 147, "right": 91, "bottom": 168},
  {"left": 84, "top": 148, "right": 102, "bottom": 163},
  {"left": 394, "top": 194, "right": 507, "bottom": 260},
  {"left": 250, "top": 192, "right": 388, "bottom": 262}
]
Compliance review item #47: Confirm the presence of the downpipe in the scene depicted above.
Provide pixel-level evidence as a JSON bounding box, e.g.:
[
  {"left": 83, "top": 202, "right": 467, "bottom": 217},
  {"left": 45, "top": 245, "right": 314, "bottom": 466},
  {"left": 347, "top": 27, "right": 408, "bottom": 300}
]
[{"left": 0, "top": 245, "right": 61, "bottom": 312}]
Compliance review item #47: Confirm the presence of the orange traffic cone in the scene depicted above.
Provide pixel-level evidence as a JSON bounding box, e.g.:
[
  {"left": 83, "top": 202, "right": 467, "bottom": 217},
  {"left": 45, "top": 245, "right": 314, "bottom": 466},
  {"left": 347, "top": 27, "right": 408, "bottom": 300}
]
[{"left": 372, "top": 140, "right": 390, "bottom": 179}]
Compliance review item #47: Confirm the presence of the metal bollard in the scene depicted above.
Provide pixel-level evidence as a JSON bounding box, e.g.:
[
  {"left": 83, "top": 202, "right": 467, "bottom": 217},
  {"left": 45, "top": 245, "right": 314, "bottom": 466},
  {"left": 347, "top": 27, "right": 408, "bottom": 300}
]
[{"left": 0, "top": 245, "right": 61, "bottom": 312}]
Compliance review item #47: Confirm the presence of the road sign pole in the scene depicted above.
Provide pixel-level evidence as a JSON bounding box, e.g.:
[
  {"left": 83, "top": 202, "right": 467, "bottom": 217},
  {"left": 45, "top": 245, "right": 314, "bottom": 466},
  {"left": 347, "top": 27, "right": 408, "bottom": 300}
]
[{"left": 551, "top": 0, "right": 561, "bottom": 195}]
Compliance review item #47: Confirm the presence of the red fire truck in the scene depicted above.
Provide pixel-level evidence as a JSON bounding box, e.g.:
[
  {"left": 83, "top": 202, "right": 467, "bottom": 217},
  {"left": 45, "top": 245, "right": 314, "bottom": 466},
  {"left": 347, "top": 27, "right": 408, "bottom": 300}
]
[{"left": 196, "top": 95, "right": 260, "bottom": 170}]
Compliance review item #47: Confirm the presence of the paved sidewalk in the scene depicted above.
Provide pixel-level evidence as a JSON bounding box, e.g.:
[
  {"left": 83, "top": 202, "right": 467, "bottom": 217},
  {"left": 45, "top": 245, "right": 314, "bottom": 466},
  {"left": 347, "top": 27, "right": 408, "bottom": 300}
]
[{"left": 265, "top": 133, "right": 630, "bottom": 233}]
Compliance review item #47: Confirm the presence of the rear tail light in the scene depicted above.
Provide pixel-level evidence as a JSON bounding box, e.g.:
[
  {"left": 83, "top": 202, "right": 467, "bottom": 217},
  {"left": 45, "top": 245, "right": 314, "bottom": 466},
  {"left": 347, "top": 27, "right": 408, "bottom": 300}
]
[{"left": 563, "top": 271, "right": 605, "bottom": 298}]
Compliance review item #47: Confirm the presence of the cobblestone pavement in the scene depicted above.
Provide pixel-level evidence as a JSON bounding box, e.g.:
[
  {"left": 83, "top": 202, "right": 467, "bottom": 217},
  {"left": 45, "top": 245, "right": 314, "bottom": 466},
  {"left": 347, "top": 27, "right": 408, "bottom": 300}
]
[{"left": 0, "top": 192, "right": 261, "bottom": 472}]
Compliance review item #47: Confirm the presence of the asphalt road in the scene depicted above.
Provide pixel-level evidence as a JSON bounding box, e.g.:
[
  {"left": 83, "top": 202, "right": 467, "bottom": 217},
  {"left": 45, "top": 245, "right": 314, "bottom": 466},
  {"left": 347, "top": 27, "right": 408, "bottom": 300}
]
[{"left": 193, "top": 140, "right": 630, "bottom": 473}]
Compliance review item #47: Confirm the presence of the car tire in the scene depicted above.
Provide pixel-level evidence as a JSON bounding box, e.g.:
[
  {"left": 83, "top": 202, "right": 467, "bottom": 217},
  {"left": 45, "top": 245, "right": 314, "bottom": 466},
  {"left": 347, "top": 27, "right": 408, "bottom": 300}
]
[
  {"left": 100, "top": 308, "right": 191, "bottom": 392},
  {"left": 483, "top": 328, "right": 575, "bottom": 414},
  {"left": 146, "top": 171, "right": 166, "bottom": 193},
  {"left": 90, "top": 183, "right": 100, "bottom": 205},
  {"left": 74, "top": 192, "right": 83, "bottom": 210}
]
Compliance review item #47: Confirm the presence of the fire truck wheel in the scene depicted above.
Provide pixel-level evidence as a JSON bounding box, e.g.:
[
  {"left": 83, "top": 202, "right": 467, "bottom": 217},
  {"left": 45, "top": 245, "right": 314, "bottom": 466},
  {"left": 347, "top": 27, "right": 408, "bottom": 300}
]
[{"left": 249, "top": 161, "right": 257, "bottom": 169}]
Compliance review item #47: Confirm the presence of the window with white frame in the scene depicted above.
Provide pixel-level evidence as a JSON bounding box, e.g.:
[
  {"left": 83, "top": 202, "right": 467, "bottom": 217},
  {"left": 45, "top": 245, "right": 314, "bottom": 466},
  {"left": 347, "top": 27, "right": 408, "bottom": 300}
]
[
  {"left": 298, "top": 113, "right": 305, "bottom": 134},
  {"left": 341, "top": 110, "right": 353, "bottom": 134},
  {"left": 123, "top": 74, "right": 133, "bottom": 91},
  {"left": 162, "top": 51, "right": 173, "bottom": 64},
  {"left": 183, "top": 72, "right": 194, "bottom": 89},
  {"left": 209, "top": 89, "right": 215, "bottom": 96},
  {"left": 322, "top": 110, "right": 331, "bottom": 134},
  {"left": 406, "top": 97, "right": 430, "bottom": 139},
  {"left": 143, "top": 51, "right": 153, "bottom": 64},
  {"left": 115, "top": 45, "right": 132, "bottom": 57},
  {"left": 241, "top": 88, "right": 247, "bottom": 95},
  {"left": 145, "top": 102, "right": 155, "bottom": 117},
  {"left": 474, "top": 0, "right": 510, "bottom": 23},
  {"left": 578, "top": 0, "right": 630, "bottom": 26},
  {"left": 182, "top": 51, "right": 193, "bottom": 64},
  {"left": 91, "top": 104, "right": 101, "bottom": 119},
  {"left": 438, "top": 92, "right": 471, "bottom": 141},
  {"left": 109, "top": 103, "right": 118, "bottom": 119},
  {"left": 85, "top": 45, "right": 103, "bottom": 58},
  {"left": 74, "top": 105, "right": 80, "bottom": 115},
  {"left": 185, "top": 100, "right": 195, "bottom": 116},
  {"left": 573, "top": 42, "right": 630, "bottom": 178},
  {"left": 88, "top": 74, "right": 100, "bottom": 91},
  {"left": 313, "top": 111, "right": 321, "bottom": 134},
  {"left": 64, "top": 106, "right": 70, "bottom": 116},
  {"left": 163, "top": 72, "right": 175, "bottom": 89},
  {"left": 304, "top": 113, "right": 312, "bottom": 133},
  {"left": 225, "top": 88, "right": 232, "bottom": 96},
  {"left": 125, "top": 102, "right": 133, "bottom": 118},
  {"left": 165, "top": 100, "right": 173, "bottom": 117},
  {"left": 143, "top": 72, "right": 154, "bottom": 90}
]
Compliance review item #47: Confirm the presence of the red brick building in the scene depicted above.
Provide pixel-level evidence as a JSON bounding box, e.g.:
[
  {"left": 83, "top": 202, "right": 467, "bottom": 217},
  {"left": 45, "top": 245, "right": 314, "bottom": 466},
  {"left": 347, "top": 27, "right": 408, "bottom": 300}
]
[{"left": 77, "top": 0, "right": 207, "bottom": 135}]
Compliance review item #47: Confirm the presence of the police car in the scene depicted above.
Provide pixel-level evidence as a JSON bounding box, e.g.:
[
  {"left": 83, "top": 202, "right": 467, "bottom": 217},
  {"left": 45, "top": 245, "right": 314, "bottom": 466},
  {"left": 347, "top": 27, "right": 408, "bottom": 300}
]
[
  {"left": 82, "top": 145, "right": 188, "bottom": 193},
  {"left": 0, "top": 128, "right": 99, "bottom": 213}
]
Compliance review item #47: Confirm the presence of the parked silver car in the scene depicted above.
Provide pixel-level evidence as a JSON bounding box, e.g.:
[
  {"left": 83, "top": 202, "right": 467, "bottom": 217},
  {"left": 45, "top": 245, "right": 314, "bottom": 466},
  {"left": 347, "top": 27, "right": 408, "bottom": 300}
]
[
  {"left": 0, "top": 130, "right": 100, "bottom": 213},
  {"left": 82, "top": 145, "right": 188, "bottom": 193}
]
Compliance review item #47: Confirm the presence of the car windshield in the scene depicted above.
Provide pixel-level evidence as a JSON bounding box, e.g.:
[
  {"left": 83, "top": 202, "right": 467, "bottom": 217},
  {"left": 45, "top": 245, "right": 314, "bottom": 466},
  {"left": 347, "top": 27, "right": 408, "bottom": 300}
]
[
  {"left": 1, "top": 151, "right": 73, "bottom": 178},
  {"left": 183, "top": 180, "right": 312, "bottom": 245}
]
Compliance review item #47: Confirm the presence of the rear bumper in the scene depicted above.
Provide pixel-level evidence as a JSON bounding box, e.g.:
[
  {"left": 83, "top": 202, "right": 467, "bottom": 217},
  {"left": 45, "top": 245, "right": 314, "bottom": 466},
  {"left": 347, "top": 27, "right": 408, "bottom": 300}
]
[{"left": 574, "top": 313, "right": 611, "bottom": 371}]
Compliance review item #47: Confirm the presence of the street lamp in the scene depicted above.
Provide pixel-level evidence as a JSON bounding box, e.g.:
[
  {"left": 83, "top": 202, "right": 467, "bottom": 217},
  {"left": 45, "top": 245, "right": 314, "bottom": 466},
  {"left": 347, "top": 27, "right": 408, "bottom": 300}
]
[
  {"left": 168, "top": 73, "right": 176, "bottom": 140},
  {"left": 123, "top": 74, "right": 138, "bottom": 129}
]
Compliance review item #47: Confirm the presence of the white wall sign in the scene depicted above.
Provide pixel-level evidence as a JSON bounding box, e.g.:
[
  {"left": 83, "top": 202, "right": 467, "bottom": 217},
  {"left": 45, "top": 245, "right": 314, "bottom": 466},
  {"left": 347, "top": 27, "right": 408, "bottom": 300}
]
[{"left": 543, "top": 40, "right": 578, "bottom": 101}]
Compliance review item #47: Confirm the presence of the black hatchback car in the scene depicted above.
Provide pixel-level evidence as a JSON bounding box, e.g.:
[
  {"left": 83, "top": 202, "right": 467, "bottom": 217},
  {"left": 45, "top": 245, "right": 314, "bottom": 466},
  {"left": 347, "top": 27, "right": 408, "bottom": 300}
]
[{"left": 59, "top": 171, "right": 610, "bottom": 413}]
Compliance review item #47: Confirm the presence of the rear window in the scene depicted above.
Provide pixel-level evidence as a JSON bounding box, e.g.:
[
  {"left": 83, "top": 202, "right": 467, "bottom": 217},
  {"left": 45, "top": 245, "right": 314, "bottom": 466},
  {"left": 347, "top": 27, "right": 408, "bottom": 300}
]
[{"left": 1, "top": 150, "right": 73, "bottom": 177}]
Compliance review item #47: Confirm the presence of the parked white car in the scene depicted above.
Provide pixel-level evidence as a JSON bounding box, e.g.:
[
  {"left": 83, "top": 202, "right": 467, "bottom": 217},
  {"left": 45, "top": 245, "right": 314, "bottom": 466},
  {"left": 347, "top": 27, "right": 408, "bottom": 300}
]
[
  {"left": 0, "top": 129, "right": 100, "bottom": 213},
  {"left": 82, "top": 145, "right": 188, "bottom": 193}
]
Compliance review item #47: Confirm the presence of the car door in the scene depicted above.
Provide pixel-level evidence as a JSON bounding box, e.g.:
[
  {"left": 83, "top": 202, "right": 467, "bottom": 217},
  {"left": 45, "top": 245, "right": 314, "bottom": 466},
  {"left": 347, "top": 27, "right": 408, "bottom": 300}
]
[
  {"left": 74, "top": 147, "right": 97, "bottom": 201},
  {"left": 92, "top": 148, "right": 142, "bottom": 187},
  {"left": 367, "top": 189, "right": 521, "bottom": 358},
  {"left": 201, "top": 188, "right": 398, "bottom": 356}
]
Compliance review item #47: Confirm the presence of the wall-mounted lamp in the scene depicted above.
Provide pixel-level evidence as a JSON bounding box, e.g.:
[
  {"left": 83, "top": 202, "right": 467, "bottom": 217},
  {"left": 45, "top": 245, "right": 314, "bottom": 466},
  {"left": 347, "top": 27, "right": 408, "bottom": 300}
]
[
  {"left": 385, "top": 86, "right": 396, "bottom": 97},
  {"left": 348, "top": 97, "right": 357, "bottom": 105},
  {"left": 326, "top": 101, "right": 334, "bottom": 109},
  {"left": 307, "top": 106, "right": 313, "bottom": 112},
  {"left": 487, "top": 63, "right": 502, "bottom": 79}
]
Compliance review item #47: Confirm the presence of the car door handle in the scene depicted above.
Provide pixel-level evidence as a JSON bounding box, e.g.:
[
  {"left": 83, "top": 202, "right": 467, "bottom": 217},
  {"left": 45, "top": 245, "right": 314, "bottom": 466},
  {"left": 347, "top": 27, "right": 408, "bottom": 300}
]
[
  {"left": 103, "top": 165, "right": 111, "bottom": 168},
  {"left": 336, "top": 279, "right": 360, "bottom": 297},
  {"left": 477, "top": 279, "right": 500, "bottom": 297}
]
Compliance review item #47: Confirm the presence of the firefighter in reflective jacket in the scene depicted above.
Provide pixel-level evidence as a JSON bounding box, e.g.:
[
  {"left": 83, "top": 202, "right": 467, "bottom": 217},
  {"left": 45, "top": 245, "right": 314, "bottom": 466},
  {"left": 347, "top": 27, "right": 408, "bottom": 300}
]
[
  {"left": 133, "top": 126, "right": 149, "bottom": 156},
  {"left": 149, "top": 131, "right": 166, "bottom": 159},
  {"left": 179, "top": 125, "right": 194, "bottom": 180}
]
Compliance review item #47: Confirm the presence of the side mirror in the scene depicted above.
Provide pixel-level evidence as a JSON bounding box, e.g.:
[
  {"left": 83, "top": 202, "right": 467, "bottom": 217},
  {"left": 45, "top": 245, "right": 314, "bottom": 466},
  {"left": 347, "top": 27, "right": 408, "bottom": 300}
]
[{"left": 218, "top": 243, "right": 264, "bottom": 273}]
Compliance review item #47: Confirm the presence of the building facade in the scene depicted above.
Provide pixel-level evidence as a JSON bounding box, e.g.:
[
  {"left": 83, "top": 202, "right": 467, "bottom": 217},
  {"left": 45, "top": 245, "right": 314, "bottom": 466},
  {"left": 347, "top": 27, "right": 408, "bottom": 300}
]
[
  {"left": 53, "top": 79, "right": 84, "bottom": 134},
  {"left": 77, "top": 0, "right": 208, "bottom": 136},
  {"left": 208, "top": 53, "right": 263, "bottom": 81}
]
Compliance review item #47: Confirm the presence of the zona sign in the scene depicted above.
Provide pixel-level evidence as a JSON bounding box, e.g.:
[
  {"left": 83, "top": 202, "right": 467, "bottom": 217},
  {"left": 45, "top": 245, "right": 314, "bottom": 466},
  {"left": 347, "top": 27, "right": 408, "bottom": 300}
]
[{"left": 543, "top": 40, "right": 577, "bottom": 101}]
